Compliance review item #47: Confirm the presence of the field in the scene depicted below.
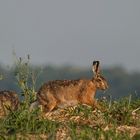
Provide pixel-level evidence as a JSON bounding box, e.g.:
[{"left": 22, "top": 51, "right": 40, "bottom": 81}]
[
  {"left": 0, "top": 57, "right": 140, "bottom": 140},
  {"left": 0, "top": 97, "right": 140, "bottom": 140}
]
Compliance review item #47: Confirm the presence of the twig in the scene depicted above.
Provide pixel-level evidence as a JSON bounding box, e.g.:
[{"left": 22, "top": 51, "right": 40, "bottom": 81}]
[{"left": 132, "top": 107, "right": 140, "bottom": 114}]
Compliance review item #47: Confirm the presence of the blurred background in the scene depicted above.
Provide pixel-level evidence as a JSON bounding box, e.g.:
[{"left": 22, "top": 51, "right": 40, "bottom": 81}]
[{"left": 0, "top": 1, "right": 140, "bottom": 99}]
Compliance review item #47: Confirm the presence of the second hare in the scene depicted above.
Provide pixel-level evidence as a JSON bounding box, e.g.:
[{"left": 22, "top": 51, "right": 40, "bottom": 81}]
[
  {"left": 0, "top": 90, "right": 19, "bottom": 117},
  {"left": 37, "top": 61, "right": 109, "bottom": 112}
]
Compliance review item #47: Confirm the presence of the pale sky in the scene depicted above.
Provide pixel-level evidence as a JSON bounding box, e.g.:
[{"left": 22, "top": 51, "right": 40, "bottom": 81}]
[{"left": 0, "top": 0, "right": 140, "bottom": 71}]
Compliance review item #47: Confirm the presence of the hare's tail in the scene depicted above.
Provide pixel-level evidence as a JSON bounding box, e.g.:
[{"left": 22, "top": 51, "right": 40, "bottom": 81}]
[{"left": 29, "top": 100, "right": 39, "bottom": 111}]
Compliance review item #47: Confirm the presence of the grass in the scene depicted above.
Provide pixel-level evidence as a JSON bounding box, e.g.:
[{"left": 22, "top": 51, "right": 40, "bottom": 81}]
[
  {"left": 0, "top": 56, "right": 140, "bottom": 139},
  {"left": 0, "top": 98, "right": 139, "bottom": 139}
]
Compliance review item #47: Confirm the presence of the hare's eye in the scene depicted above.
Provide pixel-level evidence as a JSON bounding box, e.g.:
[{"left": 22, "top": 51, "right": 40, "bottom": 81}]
[{"left": 97, "top": 79, "right": 102, "bottom": 82}]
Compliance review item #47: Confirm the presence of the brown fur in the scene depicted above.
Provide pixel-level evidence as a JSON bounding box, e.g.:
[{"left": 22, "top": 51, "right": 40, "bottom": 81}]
[
  {"left": 37, "top": 61, "right": 108, "bottom": 112},
  {"left": 0, "top": 90, "right": 19, "bottom": 116}
]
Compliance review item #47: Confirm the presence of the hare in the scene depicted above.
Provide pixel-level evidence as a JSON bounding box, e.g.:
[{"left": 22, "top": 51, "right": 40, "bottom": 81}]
[
  {"left": 37, "top": 61, "right": 108, "bottom": 113},
  {"left": 0, "top": 90, "right": 19, "bottom": 116}
]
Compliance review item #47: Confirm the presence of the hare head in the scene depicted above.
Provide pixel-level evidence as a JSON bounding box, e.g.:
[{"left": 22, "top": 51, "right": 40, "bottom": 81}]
[
  {"left": 92, "top": 61, "right": 108, "bottom": 90},
  {"left": 37, "top": 60, "right": 109, "bottom": 113}
]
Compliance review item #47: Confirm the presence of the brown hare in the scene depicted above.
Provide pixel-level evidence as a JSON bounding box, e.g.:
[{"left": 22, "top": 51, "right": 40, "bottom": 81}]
[
  {"left": 0, "top": 90, "right": 19, "bottom": 117},
  {"left": 37, "top": 61, "right": 108, "bottom": 113}
]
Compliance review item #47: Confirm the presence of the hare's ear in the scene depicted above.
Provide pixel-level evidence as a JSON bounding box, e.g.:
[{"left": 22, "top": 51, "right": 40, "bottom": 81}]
[{"left": 92, "top": 61, "right": 100, "bottom": 76}]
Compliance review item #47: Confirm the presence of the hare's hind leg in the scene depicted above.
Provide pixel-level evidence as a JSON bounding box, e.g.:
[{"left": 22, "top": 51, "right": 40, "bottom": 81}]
[
  {"left": 44, "top": 99, "right": 58, "bottom": 117},
  {"left": 44, "top": 94, "right": 58, "bottom": 112},
  {"left": 45, "top": 101, "right": 57, "bottom": 112},
  {"left": 38, "top": 91, "right": 58, "bottom": 113}
]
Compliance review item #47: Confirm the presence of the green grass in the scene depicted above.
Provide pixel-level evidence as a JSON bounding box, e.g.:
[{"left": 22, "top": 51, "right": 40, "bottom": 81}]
[{"left": 0, "top": 98, "right": 139, "bottom": 140}]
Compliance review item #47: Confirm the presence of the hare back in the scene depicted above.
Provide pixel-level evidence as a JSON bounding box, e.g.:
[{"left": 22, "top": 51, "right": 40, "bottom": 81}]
[{"left": 37, "top": 79, "right": 96, "bottom": 108}]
